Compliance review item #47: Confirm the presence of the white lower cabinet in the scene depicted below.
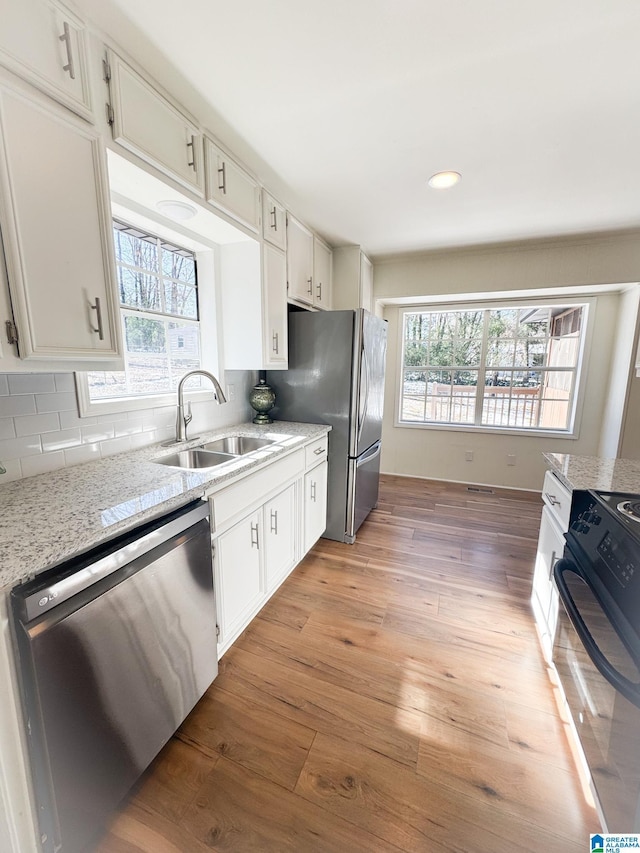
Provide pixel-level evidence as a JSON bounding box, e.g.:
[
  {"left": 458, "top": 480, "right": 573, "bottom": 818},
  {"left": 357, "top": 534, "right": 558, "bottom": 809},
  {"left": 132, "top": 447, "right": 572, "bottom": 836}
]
[
  {"left": 304, "top": 461, "right": 328, "bottom": 552},
  {"left": 531, "top": 470, "right": 571, "bottom": 662},
  {"left": 215, "top": 509, "right": 263, "bottom": 647},
  {"left": 210, "top": 438, "right": 328, "bottom": 656},
  {"left": 265, "top": 483, "right": 297, "bottom": 592}
]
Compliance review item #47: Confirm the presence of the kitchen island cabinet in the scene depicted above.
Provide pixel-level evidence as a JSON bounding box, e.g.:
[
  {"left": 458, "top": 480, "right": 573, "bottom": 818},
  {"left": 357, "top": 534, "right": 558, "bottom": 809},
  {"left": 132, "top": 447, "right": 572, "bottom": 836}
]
[
  {"left": 0, "top": 76, "right": 122, "bottom": 365},
  {"left": 532, "top": 452, "right": 640, "bottom": 662},
  {"left": 531, "top": 469, "right": 570, "bottom": 662}
]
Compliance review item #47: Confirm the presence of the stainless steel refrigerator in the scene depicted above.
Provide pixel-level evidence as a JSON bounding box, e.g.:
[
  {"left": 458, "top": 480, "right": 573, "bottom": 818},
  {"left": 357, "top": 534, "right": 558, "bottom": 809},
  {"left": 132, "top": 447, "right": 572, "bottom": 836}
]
[{"left": 268, "top": 308, "right": 387, "bottom": 543}]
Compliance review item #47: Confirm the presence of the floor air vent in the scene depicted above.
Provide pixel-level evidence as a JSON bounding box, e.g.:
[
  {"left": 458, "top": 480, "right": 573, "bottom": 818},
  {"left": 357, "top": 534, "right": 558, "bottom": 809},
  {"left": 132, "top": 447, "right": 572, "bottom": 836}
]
[{"left": 467, "top": 486, "right": 494, "bottom": 494}]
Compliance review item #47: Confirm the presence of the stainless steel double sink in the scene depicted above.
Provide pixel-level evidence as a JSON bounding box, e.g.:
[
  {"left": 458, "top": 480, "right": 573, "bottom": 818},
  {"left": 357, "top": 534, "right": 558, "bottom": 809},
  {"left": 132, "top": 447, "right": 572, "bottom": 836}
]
[{"left": 156, "top": 435, "right": 277, "bottom": 470}]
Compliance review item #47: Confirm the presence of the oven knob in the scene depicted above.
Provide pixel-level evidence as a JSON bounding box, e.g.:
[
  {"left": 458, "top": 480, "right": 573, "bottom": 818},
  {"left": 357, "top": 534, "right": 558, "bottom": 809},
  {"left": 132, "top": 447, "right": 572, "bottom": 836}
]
[{"left": 572, "top": 521, "right": 590, "bottom": 534}]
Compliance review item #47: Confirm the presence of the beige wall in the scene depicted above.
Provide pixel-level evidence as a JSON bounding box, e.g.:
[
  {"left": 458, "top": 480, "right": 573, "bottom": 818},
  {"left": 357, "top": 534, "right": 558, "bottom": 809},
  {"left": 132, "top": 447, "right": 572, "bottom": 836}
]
[{"left": 375, "top": 231, "right": 640, "bottom": 491}]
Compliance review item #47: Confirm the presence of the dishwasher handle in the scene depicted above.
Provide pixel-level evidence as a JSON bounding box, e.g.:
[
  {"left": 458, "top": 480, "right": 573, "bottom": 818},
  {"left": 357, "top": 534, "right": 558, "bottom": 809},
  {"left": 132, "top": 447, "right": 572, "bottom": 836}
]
[{"left": 13, "top": 499, "right": 209, "bottom": 623}]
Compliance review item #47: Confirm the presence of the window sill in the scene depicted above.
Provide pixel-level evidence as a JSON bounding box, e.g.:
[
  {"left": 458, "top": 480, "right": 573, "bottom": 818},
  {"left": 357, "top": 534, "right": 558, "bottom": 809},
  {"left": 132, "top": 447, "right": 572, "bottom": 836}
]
[
  {"left": 394, "top": 419, "right": 579, "bottom": 439},
  {"left": 74, "top": 376, "right": 216, "bottom": 418}
]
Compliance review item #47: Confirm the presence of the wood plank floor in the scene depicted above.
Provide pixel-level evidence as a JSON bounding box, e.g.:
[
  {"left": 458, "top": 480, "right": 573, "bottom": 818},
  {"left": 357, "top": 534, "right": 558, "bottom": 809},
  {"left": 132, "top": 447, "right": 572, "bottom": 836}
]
[{"left": 94, "top": 475, "right": 599, "bottom": 852}]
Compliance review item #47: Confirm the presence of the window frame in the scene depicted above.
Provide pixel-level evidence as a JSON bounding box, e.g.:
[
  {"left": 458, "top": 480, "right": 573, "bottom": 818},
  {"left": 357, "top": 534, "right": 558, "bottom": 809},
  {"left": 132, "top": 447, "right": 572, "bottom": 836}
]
[
  {"left": 394, "top": 296, "right": 595, "bottom": 438},
  {"left": 75, "top": 204, "right": 222, "bottom": 418}
]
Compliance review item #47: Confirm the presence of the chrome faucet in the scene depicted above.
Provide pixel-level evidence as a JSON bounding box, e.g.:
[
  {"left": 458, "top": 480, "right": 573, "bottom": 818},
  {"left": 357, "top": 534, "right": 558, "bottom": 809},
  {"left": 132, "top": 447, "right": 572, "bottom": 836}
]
[{"left": 174, "top": 370, "right": 227, "bottom": 443}]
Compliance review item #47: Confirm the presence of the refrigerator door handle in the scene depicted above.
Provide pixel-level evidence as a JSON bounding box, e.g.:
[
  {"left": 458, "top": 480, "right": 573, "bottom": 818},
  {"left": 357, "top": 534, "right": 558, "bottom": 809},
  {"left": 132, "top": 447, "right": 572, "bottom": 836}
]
[
  {"left": 357, "top": 343, "right": 370, "bottom": 445},
  {"left": 356, "top": 440, "right": 381, "bottom": 467}
]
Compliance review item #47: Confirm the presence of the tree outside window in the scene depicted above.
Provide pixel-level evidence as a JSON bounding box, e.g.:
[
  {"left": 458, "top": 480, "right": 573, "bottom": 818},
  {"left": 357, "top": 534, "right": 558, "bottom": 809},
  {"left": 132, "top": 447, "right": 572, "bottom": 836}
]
[
  {"left": 87, "top": 222, "right": 201, "bottom": 401},
  {"left": 400, "top": 304, "right": 585, "bottom": 431}
]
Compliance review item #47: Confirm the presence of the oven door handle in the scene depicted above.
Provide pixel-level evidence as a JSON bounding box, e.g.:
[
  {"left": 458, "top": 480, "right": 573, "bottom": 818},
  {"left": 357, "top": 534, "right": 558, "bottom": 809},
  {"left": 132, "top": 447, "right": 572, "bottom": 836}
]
[{"left": 554, "top": 558, "right": 640, "bottom": 709}]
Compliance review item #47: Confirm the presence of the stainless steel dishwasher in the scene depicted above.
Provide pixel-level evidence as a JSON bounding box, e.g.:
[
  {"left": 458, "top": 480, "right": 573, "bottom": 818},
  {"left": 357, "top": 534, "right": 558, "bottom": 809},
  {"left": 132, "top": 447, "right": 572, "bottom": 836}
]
[{"left": 11, "top": 498, "right": 218, "bottom": 853}]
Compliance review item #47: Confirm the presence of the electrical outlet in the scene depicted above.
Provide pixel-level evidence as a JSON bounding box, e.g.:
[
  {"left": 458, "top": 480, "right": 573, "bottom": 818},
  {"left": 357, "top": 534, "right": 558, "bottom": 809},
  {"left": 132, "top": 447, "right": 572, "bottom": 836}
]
[
  {"left": 507, "top": 454, "right": 516, "bottom": 466},
  {"left": 226, "top": 383, "right": 236, "bottom": 402},
  {"left": 465, "top": 450, "right": 474, "bottom": 462}
]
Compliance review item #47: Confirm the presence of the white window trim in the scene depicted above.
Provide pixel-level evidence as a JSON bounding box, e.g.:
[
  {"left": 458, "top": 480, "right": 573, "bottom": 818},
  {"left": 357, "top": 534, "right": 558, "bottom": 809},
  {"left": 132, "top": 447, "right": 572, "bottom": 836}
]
[
  {"left": 75, "top": 202, "right": 224, "bottom": 418},
  {"left": 393, "top": 295, "right": 596, "bottom": 439}
]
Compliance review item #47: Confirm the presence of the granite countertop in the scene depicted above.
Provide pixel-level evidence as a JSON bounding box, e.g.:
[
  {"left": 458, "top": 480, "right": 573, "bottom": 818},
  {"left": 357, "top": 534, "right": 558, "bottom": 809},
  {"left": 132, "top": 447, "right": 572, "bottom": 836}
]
[
  {"left": 544, "top": 452, "right": 640, "bottom": 493},
  {"left": 0, "top": 421, "right": 330, "bottom": 589}
]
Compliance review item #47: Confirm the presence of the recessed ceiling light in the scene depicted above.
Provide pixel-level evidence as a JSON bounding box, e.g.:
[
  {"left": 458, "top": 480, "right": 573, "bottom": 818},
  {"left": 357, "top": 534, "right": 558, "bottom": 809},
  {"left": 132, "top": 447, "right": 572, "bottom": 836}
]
[
  {"left": 156, "top": 199, "right": 198, "bottom": 221},
  {"left": 427, "top": 171, "right": 461, "bottom": 190}
]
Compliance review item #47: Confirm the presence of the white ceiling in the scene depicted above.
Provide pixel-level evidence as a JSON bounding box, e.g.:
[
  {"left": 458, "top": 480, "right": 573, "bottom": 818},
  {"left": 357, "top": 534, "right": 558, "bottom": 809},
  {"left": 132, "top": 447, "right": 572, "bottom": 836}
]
[{"left": 78, "top": 0, "right": 640, "bottom": 257}]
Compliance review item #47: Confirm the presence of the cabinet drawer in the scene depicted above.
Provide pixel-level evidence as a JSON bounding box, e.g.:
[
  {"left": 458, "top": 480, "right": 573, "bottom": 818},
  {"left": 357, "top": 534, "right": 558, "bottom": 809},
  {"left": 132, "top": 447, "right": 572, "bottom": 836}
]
[
  {"left": 542, "top": 469, "right": 571, "bottom": 531},
  {"left": 210, "top": 449, "right": 304, "bottom": 531},
  {"left": 305, "top": 436, "right": 328, "bottom": 468}
]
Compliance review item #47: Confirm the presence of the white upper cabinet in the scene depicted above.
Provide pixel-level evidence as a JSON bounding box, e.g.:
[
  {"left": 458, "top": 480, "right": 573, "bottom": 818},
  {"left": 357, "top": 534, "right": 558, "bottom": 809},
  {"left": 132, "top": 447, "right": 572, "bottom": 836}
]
[
  {"left": 262, "top": 243, "right": 288, "bottom": 368},
  {"left": 286, "top": 214, "right": 314, "bottom": 305},
  {"left": 262, "top": 191, "right": 286, "bottom": 251},
  {"left": 0, "top": 82, "right": 121, "bottom": 361},
  {"left": 287, "top": 214, "right": 332, "bottom": 310},
  {"left": 313, "top": 236, "right": 332, "bottom": 310},
  {"left": 204, "top": 137, "right": 260, "bottom": 232},
  {"left": 332, "top": 245, "right": 373, "bottom": 312},
  {"left": 0, "top": 0, "right": 91, "bottom": 120},
  {"left": 219, "top": 239, "right": 288, "bottom": 370},
  {"left": 104, "top": 50, "right": 204, "bottom": 196}
]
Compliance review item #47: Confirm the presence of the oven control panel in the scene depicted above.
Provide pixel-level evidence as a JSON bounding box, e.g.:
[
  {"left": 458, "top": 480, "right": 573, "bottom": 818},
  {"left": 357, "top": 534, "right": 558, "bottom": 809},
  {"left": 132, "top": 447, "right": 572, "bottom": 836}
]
[
  {"left": 597, "top": 533, "right": 636, "bottom": 588},
  {"left": 566, "top": 490, "right": 640, "bottom": 633}
]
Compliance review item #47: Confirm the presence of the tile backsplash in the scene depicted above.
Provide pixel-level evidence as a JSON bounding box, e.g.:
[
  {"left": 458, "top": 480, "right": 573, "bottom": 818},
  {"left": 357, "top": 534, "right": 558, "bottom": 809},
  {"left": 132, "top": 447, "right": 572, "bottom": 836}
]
[{"left": 0, "top": 371, "right": 255, "bottom": 482}]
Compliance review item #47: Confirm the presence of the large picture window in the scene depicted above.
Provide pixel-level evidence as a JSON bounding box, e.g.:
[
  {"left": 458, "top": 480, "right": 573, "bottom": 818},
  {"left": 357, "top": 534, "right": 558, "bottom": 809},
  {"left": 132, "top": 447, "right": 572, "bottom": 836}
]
[
  {"left": 86, "top": 221, "right": 202, "bottom": 401},
  {"left": 399, "top": 304, "right": 586, "bottom": 432}
]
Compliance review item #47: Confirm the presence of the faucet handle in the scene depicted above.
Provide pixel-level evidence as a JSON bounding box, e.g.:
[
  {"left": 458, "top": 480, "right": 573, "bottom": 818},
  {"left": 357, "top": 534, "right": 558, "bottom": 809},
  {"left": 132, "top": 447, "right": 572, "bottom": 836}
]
[{"left": 184, "top": 401, "right": 193, "bottom": 427}]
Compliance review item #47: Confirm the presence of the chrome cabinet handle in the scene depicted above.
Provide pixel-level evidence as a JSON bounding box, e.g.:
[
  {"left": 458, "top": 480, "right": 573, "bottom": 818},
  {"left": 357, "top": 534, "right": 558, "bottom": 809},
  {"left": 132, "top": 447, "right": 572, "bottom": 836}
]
[
  {"left": 218, "top": 161, "right": 227, "bottom": 193},
  {"left": 317, "top": 280, "right": 322, "bottom": 301},
  {"left": 270, "top": 206, "right": 277, "bottom": 230},
  {"left": 270, "top": 509, "right": 278, "bottom": 535},
  {"left": 187, "top": 136, "right": 196, "bottom": 170},
  {"left": 250, "top": 522, "right": 259, "bottom": 549},
  {"left": 314, "top": 447, "right": 324, "bottom": 456},
  {"left": 90, "top": 297, "right": 104, "bottom": 341},
  {"left": 307, "top": 277, "right": 313, "bottom": 296},
  {"left": 59, "top": 21, "right": 76, "bottom": 80},
  {"left": 310, "top": 481, "right": 316, "bottom": 502},
  {"left": 272, "top": 331, "right": 279, "bottom": 354},
  {"left": 544, "top": 492, "right": 561, "bottom": 507}
]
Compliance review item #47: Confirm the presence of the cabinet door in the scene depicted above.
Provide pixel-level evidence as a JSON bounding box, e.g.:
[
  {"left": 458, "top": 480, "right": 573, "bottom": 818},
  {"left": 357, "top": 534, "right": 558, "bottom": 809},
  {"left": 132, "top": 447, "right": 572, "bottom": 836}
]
[
  {"left": 304, "top": 461, "right": 328, "bottom": 553},
  {"left": 0, "top": 84, "right": 121, "bottom": 360},
  {"left": 106, "top": 51, "right": 203, "bottom": 195},
  {"left": 204, "top": 138, "right": 260, "bottom": 231},
  {"left": 360, "top": 252, "right": 373, "bottom": 313},
  {"left": 262, "top": 243, "right": 288, "bottom": 369},
  {"left": 0, "top": 0, "right": 91, "bottom": 119},
  {"left": 313, "top": 237, "right": 332, "bottom": 310},
  {"left": 265, "top": 484, "right": 297, "bottom": 592},
  {"left": 262, "top": 191, "right": 286, "bottom": 250},
  {"left": 215, "top": 510, "right": 263, "bottom": 646},
  {"left": 531, "top": 505, "right": 564, "bottom": 661},
  {"left": 286, "top": 214, "right": 314, "bottom": 305}
]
